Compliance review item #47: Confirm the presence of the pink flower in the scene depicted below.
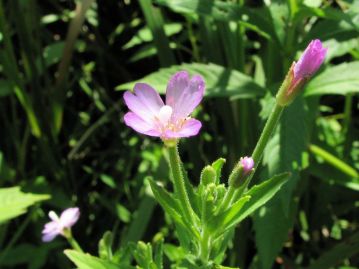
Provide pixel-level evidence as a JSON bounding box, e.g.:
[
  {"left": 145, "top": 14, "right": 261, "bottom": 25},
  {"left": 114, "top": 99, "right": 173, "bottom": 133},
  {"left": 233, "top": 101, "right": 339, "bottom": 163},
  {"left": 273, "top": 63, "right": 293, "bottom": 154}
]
[
  {"left": 241, "top": 156, "right": 254, "bottom": 175},
  {"left": 42, "top": 207, "right": 80, "bottom": 242},
  {"left": 293, "top": 39, "right": 327, "bottom": 83},
  {"left": 123, "top": 71, "right": 205, "bottom": 141}
]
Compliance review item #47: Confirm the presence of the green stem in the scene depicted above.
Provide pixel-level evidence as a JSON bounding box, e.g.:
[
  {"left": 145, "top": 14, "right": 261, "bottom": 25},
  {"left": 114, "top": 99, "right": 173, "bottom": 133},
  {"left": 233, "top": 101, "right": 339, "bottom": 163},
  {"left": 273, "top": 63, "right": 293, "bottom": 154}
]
[
  {"left": 216, "top": 185, "right": 235, "bottom": 214},
  {"left": 187, "top": 17, "right": 200, "bottom": 62},
  {"left": 199, "top": 227, "right": 211, "bottom": 263},
  {"left": 167, "top": 145, "right": 196, "bottom": 226},
  {"left": 309, "top": 144, "right": 359, "bottom": 179},
  {"left": 221, "top": 103, "right": 285, "bottom": 211},
  {"left": 251, "top": 104, "right": 284, "bottom": 168},
  {"left": 343, "top": 93, "right": 353, "bottom": 139},
  {"left": 65, "top": 229, "right": 84, "bottom": 253}
]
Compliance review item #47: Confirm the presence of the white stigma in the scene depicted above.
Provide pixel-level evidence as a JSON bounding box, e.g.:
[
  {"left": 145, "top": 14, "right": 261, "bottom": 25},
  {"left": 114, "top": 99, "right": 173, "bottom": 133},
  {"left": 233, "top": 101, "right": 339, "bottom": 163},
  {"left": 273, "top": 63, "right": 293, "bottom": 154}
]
[
  {"left": 48, "top": 211, "right": 60, "bottom": 222},
  {"left": 158, "top": 105, "right": 173, "bottom": 125}
]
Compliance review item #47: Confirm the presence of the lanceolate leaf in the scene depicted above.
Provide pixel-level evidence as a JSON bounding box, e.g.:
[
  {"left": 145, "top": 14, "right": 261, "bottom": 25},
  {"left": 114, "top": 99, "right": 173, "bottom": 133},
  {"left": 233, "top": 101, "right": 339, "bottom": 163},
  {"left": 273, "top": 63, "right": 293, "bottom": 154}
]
[
  {"left": 148, "top": 180, "right": 199, "bottom": 239},
  {"left": 304, "top": 61, "right": 359, "bottom": 96},
  {"left": 116, "top": 63, "right": 265, "bottom": 98},
  {"left": 0, "top": 187, "right": 50, "bottom": 223},
  {"left": 65, "top": 250, "right": 125, "bottom": 269},
  {"left": 148, "top": 180, "right": 184, "bottom": 225},
  {"left": 210, "top": 173, "right": 289, "bottom": 234},
  {"left": 211, "top": 158, "right": 226, "bottom": 184},
  {"left": 236, "top": 172, "right": 290, "bottom": 225},
  {"left": 208, "top": 195, "right": 250, "bottom": 233}
]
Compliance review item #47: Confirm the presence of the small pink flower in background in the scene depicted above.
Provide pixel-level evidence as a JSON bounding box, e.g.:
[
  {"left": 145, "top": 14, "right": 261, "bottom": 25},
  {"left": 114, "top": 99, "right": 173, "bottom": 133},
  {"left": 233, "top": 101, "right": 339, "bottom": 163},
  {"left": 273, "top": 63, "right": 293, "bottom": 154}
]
[
  {"left": 42, "top": 207, "right": 80, "bottom": 242},
  {"left": 241, "top": 156, "right": 254, "bottom": 175},
  {"left": 123, "top": 71, "right": 205, "bottom": 141},
  {"left": 293, "top": 39, "right": 327, "bottom": 83}
]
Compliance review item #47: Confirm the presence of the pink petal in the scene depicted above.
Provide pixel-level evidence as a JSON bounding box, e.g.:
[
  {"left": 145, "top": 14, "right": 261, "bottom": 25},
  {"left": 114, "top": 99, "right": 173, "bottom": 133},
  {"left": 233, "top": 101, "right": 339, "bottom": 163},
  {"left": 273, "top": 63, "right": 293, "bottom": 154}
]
[
  {"left": 42, "top": 221, "right": 61, "bottom": 242},
  {"left": 164, "top": 118, "right": 202, "bottom": 138},
  {"left": 60, "top": 207, "right": 80, "bottom": 228},
  {"left": 42, "top": 231, "right": 60, "bottom": 242},
  {"left": 241, "top": 157, "right": 254, "bottom": 173},
  {"left": 124, "top": 112, "right": 161, "bottom": 137},
  {"left": 123, "top": 83, "right": 164, "bottom": 124},
  {"left": 294, "top": 39, "right": 327, "bottom": 80},
  {"left": 166, "top": 71, "right": 205, "bottom": 120}
]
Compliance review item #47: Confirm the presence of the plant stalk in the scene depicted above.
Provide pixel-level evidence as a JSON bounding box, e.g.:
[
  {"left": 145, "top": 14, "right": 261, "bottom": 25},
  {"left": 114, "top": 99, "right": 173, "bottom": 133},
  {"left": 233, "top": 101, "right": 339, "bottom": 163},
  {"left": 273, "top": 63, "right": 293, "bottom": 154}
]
[
  {"left": 65, "top": 229, "right": 84, "bottom": 253},
  {"left": 221, "top": 103, "right": 285, "bottom": 211},
  {"left": 167, "top": 145, "right": 197, "bottom": 226}
]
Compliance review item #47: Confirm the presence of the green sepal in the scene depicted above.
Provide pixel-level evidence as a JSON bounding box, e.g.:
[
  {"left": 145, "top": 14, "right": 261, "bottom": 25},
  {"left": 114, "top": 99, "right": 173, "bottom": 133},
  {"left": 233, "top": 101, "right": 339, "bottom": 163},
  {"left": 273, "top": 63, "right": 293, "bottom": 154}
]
[
  {"left": 98, "top": 231, "right": 113, "bottom": 260},
  {"left": 211, "top": 158, "right": 226, "bottom": 184},
  {"left": 200, "top": 165, "right": 217, "bottom": 186}
]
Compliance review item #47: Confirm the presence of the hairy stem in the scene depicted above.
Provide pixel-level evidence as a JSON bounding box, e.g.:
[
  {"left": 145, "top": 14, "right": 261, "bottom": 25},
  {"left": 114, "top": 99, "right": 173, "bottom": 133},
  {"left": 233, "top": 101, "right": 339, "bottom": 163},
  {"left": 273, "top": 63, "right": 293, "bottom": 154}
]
[{"left": 167, "top": 145, "right": 197, "bottom": 226}]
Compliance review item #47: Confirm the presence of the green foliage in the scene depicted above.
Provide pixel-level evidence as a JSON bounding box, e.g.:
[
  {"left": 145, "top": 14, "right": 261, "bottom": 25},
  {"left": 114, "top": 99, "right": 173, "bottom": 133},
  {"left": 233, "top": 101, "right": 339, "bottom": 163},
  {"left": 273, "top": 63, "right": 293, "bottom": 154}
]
[
  {"left": 0, "top": 0, "right": 358, "bottom": 268},
  {"left": 0, "top": 187, "right": 49, "bottom": 224},
  {"left": 116, "top": 63, "right": 265, "bottom": 98},
  {"left": 65, "top": 250, "right": 124, "bottom": 269},
  {"left": 305, "top": 61, "right": 359, "bottom": 96}
]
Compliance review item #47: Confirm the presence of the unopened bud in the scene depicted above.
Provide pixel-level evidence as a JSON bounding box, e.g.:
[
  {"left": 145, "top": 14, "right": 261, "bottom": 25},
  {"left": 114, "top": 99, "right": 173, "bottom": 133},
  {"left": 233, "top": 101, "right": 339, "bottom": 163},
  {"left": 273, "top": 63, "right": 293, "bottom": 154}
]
[
  {"left": 229, "top": 156, "right": 254, "bottom": 188},
  {"left": 200, "top": 165, "right": 216, "bottom": 186},
  {"left": 276, "top": 39, "right": 327, "bottom": 106}
]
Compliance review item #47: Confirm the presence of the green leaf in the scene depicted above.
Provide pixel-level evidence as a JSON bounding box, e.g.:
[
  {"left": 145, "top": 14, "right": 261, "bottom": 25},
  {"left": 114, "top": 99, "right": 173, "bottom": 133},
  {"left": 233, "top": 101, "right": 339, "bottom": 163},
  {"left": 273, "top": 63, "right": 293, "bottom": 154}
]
[
  {"left": 253, "top": 198, "right": 293, "bottom": 269},
  {"left": 116, "top": 63, "right": 264, "bottom": 98},
  {"left": 208, "top": 195, "right": 251, "bottom": 233},
  {"left": 323, "top": 38, "right": 359, "bottom": 62},
  {"left": 43, "top": 41, "right": 65, "bottom": 67},
  {"left": 153, "top": 239, "right": 164, "bottom": 269},
  {"left": 149, "top": 179, "right": 199, "bottom": 239},
  {"left": 0, "top": 187, "right": 50, "bottom": 224},
  {"left": 115, "top": 204, "right": 131, "bottom": 223},
  {"left": 304, "top": 6, "right": 359, "bottom": 43},
  {"left": 154, "top": 0, "right": 278, "bottom": 41},
  {"left": 304, "top": 62, "right": 359, "bottom": 96},
  {"left": 211, "top": 158, "right": 226, "bottom": 184},
  {"left": 233, "top": 172, "right": 290, "bottom": 229},
  {"left": 309, "top": 162, "right": 359, "bottom": 191},
  {"left": 138, "top": 0, "right": 175, "bottom": 67},
  {"left": 123, "top": 23, "right": 182, "bottom": 49},
  {"left": 64, "top": 250, "right": 123, "bottom": 269},
  {"left": 148, "top": 180, "right": 183, "bottom": 224},
  {"left": 100, "top": 174, "right": 117, "bottom": 189},
  {"left": 121, "top": 191, "right": 156, "bottom": 246},
  {"left": 98, "top": 231, "right": 113, "bottom": 260}
]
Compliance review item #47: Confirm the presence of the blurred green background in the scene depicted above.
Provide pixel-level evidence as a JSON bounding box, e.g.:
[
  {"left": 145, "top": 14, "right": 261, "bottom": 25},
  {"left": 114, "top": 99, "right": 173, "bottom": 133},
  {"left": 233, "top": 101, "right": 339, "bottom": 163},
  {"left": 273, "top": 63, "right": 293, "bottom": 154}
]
[{"left": 0, "top": 0, "right": 358, "bottom": 268}]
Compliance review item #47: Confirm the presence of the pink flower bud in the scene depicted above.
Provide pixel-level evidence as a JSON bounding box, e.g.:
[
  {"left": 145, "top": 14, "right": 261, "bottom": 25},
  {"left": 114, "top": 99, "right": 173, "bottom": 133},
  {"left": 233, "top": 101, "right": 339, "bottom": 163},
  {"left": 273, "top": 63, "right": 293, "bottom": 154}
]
[
  {"left": 241, "top": 156, "right": 254, "bottom": 175},
  {"left": 276, "top": 39, "right": 327, "bottom": 106},
  {"left": 229, "top": 156, "right": 254, "bottom": 188}
]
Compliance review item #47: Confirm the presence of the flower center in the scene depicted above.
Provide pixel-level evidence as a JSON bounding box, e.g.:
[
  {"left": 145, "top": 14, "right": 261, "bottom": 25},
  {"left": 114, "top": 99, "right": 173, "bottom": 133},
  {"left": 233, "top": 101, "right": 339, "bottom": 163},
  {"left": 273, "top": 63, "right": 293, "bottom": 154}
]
[
  {"left": 154, "top": 105, "right": 186, "bottom": 134},
  {"left": 158, "top": 105, "right": 173, "bottom": 125}
]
